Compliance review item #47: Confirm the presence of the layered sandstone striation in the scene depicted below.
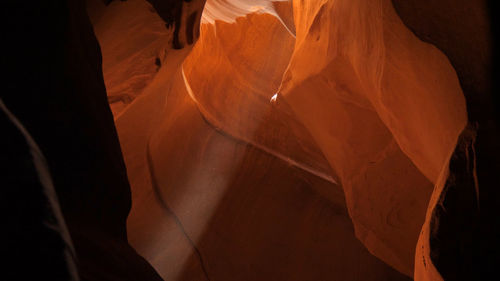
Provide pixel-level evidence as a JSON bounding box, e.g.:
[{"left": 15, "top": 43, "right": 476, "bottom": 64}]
[
  {"left": 6, "top": 0, "right": 490, "bottom": 279},
  {"left": 89, "top": 0, "right": 173, "bottom": 115},
  {"left": 87, "top": 0, "right": 489, "bottom": 280},
  {"left": 276, "top": 0, "right": 467, "bottom": 276},
  {"left": 111, "top": 1, "right": 411, "bottom": 280}
]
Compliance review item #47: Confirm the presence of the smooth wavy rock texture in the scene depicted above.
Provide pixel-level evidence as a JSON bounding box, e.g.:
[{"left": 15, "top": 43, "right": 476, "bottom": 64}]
[
  {"left": 89, "top": 0, "right": 174, "bottom": 115},
  {"left": 277, "top": 0, "right": 466, "bottom": 277},
  {"left": 90, "top": 0, "right": 468, "bottom": 280}
]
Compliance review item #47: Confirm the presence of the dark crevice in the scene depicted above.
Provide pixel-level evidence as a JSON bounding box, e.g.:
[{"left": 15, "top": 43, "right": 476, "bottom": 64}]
[
  {"left": 429, "top": 125, "right": 480, "bottom": 280},
  {"left": 186, "top": 11, "right": 198, "bottom": 45}
]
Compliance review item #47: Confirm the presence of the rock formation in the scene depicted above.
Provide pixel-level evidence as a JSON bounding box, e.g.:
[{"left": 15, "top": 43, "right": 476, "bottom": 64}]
[
  {"left": 2, "top": 0, "right": 164, "bottom": 279},
  {"left": 392, "top": 1, "right": 497, "bottom": 280},
  {"left": 3, "top": 0, "right": 496, "bottom": 280},
  {"left": 276, "top": 0, "right": 467, "bottom": 276}
]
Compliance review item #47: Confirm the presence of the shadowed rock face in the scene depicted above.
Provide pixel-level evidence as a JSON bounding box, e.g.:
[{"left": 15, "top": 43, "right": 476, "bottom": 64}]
[
  {"left": 2, "top": 0, "right": 164, "bottom": 279},
  {"left": 2, "top": 100, "right": 78, "bottom": 281},
  {"left": 392, "top": 1, "right": 497, "bottom": 280},
  {"left": 147, "top": 0, "right": 207, "bottom": 49},
  {"left": 89, "top": 0, "right": 207, "bottom": 115}
]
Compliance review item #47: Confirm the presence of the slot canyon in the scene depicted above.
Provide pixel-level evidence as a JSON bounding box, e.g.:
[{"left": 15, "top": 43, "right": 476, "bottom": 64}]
[{"left": 2, "top": 0, "right": 498, "bottom": 280}]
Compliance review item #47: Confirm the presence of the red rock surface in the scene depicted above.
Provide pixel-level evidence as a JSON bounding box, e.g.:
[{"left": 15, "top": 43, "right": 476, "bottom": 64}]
[
  {"left": 277, "top": 0, "right": 466, "bottom": 276},
  {"left": 89, "top": 0, "right": 485, "bottom": 280},
  {"left": 5, "top": 0, "right": 493, "bottom": 280}
]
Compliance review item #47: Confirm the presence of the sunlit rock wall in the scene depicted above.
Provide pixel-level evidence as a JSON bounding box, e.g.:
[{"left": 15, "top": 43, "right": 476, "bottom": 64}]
[
  {"left": 90, "top": 0, "right": 478, "bottom": 280},
  {"left": 276, "top": 0, "right": 467, "bottom": 276}
]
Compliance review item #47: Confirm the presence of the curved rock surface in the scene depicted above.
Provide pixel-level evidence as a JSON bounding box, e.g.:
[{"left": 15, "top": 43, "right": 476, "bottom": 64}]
[
  {"left": 183, "top": 9, "right": 333, "bottom": 182},
  {"left": 89, "top": 0, "right": 173, "bottom": 115},
  {"left": 392, "top": 1, "right": 496, "bottom": 280},
  {"left": 88, "top": 0, "right": 488, "bottom": 280},
  {"left": 92, "top": 0, "right": 404, "bottom": 280},
  {"left": 109, "top": 1, "right": 408, "bottom": 280},
  {"left": 7, "top": 0, "right": 492, "bottom": 280},
  {"left": 276, "top": 0, "right": 467, "bottom": 276}
]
